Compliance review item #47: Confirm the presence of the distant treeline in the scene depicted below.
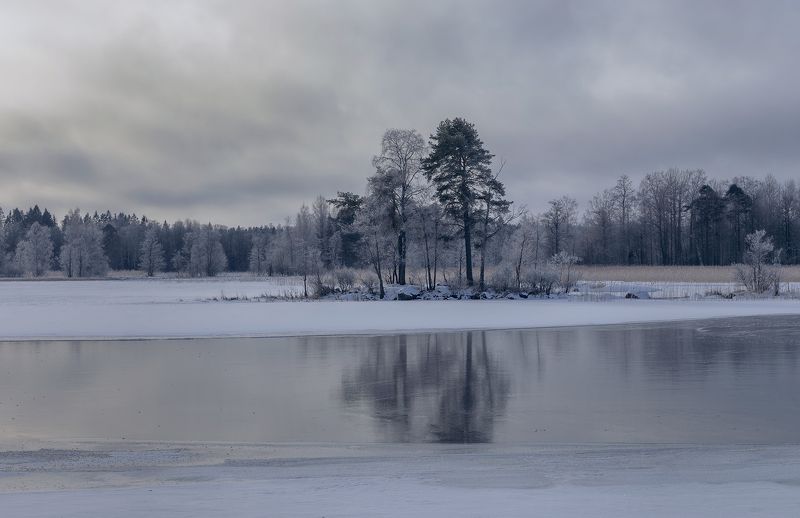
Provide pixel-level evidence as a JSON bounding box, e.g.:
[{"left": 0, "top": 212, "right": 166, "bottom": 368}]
[{"left": 1, "top": 118, "right": 797, "bottom": 290}]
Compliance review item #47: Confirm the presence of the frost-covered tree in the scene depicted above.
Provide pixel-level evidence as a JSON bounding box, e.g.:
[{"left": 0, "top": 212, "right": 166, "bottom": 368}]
[
  {"left": 60, "top": 209, "right": 108, "bottom": 278},
  {"left": 612, "top": 175, "right": 636, "bottom": 264},
  {"left": 507, "top": 214, "right": 542, "bottom": 292},
  {"left": 422, "top": 118, "right": 496, "bottom": 286},
  {"left": 138, "top": 226, "right": 165, "bottom": 277},
  {"left": 734, "top": 229, "right": 781, "bottom": 294},
  {"left": 16, "top": 222, "right": 53, "bottom": 277},
  {"left": 0, "top": 207, "right": 7, "bottom": 274},
  {"left": 778, "top": 180, "right": 797, "bottom": 263},
  {"left": 584, "top": 189, "right": 617, "bottom": 264},
  {"left": 543, "top": 196, "right": 577, "bottom": 257},
  {"left": 549, "top": 250, "right": 582, "bottom": 293},
  {"left": 356, "top": 193, "right": 395, "bottom": 299},
  {"left": 475, "top": 160, "right": 513, "bottom": 290},
  {"left": 249, "top": 234, "right": 270, "bottom": 275},
  {"left": 312, "top": 196, "right": 334, "bottom": 269},
  {"left": 412, "top": 194, "right": 445, "bottom": 290},
  {"left": 294, "top": 205, "right": 318, "bottom": 297},
  {"left": 186, "top": 224, "right": 228, "bottom": 277},
  {"left": 370, "top": 128, "right": 426, "bottom": 285}
]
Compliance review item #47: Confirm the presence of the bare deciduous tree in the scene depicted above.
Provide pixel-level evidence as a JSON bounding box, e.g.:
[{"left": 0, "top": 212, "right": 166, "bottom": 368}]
[{"left": 543, "top": 196, "right": 577, "bottom": 256}]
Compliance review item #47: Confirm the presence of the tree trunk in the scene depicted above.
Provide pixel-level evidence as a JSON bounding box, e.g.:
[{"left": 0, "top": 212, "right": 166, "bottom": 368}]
[
  {"left": 464, "top": 210, "right": 473, "bottom": 286},
  {"left": 479, "top": 247, "right": 486, "bottom": 291},
  {"left": 479, "top": 206, "right": 489, "bottom": 291},
  {"left": 422, "top": 228, "right": 432, "bottom": 290},
  {"left": 433, "top": 217, "right": 439, "bottom": 288},
  {"left": 397, "top": 230, "right": 406, "bottom": 285},
  {"left": 375, "top": 239, "right": 385, "bottom": 299}
]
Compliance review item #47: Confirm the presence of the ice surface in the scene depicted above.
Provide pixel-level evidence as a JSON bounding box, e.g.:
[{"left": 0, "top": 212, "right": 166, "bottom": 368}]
[{"left": 1, "top": 443, "right": 799, "bottom": 517}]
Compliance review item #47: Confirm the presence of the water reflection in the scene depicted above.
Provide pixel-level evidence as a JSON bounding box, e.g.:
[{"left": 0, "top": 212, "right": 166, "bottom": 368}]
[
  {"left": 0, "top": 316, "right": 799, "bottom": 445},
  {"left": 342, "top": 332, "right": 510, "bottom": 443}
]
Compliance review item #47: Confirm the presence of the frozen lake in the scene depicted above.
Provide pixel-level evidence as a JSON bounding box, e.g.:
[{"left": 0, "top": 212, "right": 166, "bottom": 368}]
[{"left": 2, "top": 315, "right": 800, "bottom": 446}]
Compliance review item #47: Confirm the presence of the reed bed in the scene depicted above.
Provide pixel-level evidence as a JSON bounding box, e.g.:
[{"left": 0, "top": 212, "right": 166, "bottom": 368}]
[{"left": 576, "top": 265, "right": 800, "bottom": 283}]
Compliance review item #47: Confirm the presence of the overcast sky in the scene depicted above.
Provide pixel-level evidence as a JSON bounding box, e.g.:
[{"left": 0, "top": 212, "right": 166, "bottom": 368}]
[{"left": 1, "top": 1, "right": 798, "bottom": 226}]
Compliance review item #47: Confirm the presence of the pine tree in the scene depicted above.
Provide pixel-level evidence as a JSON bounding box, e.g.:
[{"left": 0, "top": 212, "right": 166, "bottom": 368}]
[
  {"left": 422, "top": 118, "right": 496, "bottom": 286},
  {"left": 327, "top": 192, "right": 363, "bottom": 268},
  {"left": 688, "top": 185, "right": 724, "bottom": 265}
]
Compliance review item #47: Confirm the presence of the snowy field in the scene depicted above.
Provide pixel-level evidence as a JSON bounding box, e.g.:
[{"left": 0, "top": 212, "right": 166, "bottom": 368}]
[
  {"left": 0, "top": 275, "right": 304, "bottom": 306},
  {"left": 2, "top": 277, "right": 800, "bottom": 516},
  {"left": 0, "top": 277, "right": 799, "bottom": 340}
]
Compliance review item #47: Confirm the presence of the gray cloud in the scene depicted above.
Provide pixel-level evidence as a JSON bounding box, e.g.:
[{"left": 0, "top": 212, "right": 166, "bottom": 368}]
[{"left": 0, "top": 0, "right": 799, "bottom": 225}]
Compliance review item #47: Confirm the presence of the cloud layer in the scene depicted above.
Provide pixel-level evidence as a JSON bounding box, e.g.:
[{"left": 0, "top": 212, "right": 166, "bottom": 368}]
[{"left": 1, "top": 0, "right": 798, "bottom": 225}]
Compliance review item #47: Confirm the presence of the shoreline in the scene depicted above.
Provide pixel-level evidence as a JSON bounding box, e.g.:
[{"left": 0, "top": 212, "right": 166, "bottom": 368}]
[{"left": 0, "top": 309, "right": 799, "bottom": 343}]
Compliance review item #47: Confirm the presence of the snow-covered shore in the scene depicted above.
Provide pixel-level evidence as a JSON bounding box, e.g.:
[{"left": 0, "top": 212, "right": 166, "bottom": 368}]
[{"left": 0, "top": 278, "right": 798, "bottom": 340}]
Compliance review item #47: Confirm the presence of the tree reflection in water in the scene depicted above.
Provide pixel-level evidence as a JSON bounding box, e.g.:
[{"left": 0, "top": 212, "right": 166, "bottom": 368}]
[{"left": 341, "top": 331, "right": 510, "bottom": 443}]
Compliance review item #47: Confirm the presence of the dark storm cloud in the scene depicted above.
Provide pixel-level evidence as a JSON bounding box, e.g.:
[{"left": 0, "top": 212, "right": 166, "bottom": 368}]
[{"left": 0, "top": 0, "right": 799, "bottom": 224}]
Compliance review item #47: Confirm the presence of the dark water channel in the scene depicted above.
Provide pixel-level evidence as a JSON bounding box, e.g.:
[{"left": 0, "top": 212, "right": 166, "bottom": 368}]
[{"left": 1, "top": 316, "right": 800, "bottom": 444}]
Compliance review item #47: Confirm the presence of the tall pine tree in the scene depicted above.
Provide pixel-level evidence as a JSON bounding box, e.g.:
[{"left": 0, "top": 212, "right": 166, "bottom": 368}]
[{"left": 422, "top": 118, "right": 497, "bottom": 287}]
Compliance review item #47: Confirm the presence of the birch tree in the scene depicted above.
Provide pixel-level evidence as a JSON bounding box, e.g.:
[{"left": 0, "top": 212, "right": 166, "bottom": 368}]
[
  {"left": 370, "top": 129, "right": 426, "bottom": 284},
  {"left": 186, "top": 224, "right": 227, "bottom": 277},
  {"left": 138, "top": 225, "right": 165, "bottom": 277},
  {"left": 249, "top": 234, "right": 271, "bottom": 275},
  {"left": 356, "top": 193, "right": 395, "bottom": 299},
  {"left": 16, "top": 222, "right": 53, "bottom": 277},
  {"left": 60, "top": 209, "right": 108, "bottom": 278}
]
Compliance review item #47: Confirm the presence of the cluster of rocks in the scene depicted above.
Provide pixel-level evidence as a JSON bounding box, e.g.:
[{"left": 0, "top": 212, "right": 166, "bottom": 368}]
[{"left": 322, "top": 284, "right": 553, "bottom": 302}]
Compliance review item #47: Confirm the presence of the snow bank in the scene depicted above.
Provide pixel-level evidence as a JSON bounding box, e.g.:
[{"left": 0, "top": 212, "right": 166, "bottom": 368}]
[{"left": 0, "top": 279, "right": 798, "bottom": 340}]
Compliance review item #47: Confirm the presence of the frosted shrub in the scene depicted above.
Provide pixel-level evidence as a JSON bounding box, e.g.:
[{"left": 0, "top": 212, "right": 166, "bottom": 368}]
[
  {"left": 358, "top": 272, "right": 378, "bottom": 295},
  {"left": 488, "top": 266, "right": 515, "bottom": 292},
  {"left": 548, "top": 251, "right": 582, "bottom": 293},
  {"left": 334, "top": 268, "right": 357, "bottom": 292},
  {"left": 311, "top": 272, "right": 336, "bottom": 298},
  {"left": 407, "top": 272, "right": 424, "bottom": 288},
  {"left": 733, "top": 230, "right": 782, "bottom": 295},
  {"left": 523, "top": 266, "right": 558, "bottom": 296}
]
